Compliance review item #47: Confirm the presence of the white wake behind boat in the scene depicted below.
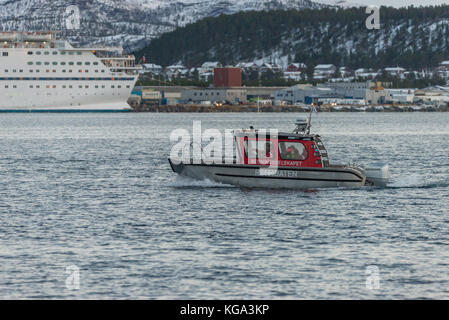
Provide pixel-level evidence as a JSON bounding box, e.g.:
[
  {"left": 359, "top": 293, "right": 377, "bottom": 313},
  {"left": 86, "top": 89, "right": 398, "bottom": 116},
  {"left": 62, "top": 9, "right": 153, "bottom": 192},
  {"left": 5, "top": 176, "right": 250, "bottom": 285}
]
[{"left": 169, "top": 117, "right": 390, "bottom": 189}]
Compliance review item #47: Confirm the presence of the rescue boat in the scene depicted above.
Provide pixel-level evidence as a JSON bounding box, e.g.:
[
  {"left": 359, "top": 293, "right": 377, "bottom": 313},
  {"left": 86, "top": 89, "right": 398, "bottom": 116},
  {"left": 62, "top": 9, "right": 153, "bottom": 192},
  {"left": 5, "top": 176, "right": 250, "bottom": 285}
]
[{"left": 168, "top": 117, "right": 390, "bottom": 189}]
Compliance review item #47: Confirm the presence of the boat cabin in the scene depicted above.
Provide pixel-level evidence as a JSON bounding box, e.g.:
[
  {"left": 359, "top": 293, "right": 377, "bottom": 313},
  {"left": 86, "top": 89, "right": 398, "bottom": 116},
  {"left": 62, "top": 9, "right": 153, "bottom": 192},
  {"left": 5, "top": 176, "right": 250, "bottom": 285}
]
[{"left": 234, "top": 129, "right": 328, "bottom": 168}]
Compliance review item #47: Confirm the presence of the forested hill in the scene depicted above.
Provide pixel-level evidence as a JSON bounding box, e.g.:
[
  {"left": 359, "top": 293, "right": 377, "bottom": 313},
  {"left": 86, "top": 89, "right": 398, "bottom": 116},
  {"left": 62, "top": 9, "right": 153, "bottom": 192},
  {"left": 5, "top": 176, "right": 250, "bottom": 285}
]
[{"left": 135, "top": 5, "right": 449, "bottom": 70}]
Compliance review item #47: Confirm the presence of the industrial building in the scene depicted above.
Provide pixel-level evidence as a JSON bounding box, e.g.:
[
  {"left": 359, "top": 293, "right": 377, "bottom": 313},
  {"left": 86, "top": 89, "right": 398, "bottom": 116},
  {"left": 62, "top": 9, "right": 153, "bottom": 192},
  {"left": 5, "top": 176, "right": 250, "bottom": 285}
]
[
  {"left": 181, "top": 88, "right": 247, "bottom": 104},
  {"left": 387, "top": 89, "right": 415, "bottom": 104},
  {"left": 179, "top": 67, "right": 246, "bottom": 104},
  {"left": 413, "top": 86, "right": 449, "bottom": 104},
  {"left": 133, "top": 86, "right": 194, "bottom": 106},
  {"left": 274, "top": 82, "right": 390, "bottom": 105},
  {"left": 213, "top": 67, "right": 242, "bottom": 87},
  {"left": 275, "top": 84, "right": 331, "bottom": 105},
  {"left": 246, "top": 86, "right": 288, "bottom": 100}
]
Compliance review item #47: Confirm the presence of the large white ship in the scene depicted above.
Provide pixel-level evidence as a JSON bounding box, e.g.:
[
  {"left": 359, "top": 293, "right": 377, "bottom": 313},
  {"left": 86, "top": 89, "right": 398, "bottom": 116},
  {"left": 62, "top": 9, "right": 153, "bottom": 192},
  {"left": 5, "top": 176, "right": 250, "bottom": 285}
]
[{"left": 0, "top": 31, "right": 141, "bottom": 111}]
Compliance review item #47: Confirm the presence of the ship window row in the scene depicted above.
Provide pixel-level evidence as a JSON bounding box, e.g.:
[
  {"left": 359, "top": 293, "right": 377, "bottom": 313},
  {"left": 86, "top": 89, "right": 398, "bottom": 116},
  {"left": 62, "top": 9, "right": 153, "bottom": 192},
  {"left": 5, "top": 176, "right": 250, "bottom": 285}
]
[
  {"left": 4, "top": 69, "right": 106, "bottom": 73},
  {"left": 4, "top": 85, "right": 131, "bottom": 89},
  {"left": 27, "top": 51, "right": 83, "bottom": 56},
  {"left": 27, "top": 62, "right": 99, "bottom": 66}
]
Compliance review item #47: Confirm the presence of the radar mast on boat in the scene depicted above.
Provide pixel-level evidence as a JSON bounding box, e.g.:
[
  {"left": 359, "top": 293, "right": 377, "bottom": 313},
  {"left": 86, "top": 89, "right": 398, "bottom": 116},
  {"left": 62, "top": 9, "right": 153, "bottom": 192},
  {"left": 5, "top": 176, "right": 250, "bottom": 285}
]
[{"left": 293, "top": 107, "right": 314, "bottom": 135}]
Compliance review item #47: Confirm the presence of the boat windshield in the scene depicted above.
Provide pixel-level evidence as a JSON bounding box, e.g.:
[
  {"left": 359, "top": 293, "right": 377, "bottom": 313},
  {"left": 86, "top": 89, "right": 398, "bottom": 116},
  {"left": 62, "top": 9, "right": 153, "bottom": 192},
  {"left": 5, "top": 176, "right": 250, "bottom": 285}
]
[
  {"left": 278, "top": 141, "right": 308, "bottom": 161},
  {"left": 243, "top": 140, "right": 276, "bottom": 160}
]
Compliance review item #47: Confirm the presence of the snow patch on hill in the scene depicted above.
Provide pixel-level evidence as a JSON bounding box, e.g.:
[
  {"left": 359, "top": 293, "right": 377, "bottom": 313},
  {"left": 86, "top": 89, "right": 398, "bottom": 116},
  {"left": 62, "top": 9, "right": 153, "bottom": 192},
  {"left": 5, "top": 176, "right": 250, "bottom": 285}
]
[{"left": 0, "top": 0, "right": 329, "bottom": 50}]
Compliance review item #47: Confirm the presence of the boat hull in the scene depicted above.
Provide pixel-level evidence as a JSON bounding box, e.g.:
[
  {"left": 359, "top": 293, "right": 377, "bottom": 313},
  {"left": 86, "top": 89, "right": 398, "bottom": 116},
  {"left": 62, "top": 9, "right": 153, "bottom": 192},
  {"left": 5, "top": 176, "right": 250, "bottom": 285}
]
[{"left": 169, "top": 160, "right": 366, "bottom": 189}]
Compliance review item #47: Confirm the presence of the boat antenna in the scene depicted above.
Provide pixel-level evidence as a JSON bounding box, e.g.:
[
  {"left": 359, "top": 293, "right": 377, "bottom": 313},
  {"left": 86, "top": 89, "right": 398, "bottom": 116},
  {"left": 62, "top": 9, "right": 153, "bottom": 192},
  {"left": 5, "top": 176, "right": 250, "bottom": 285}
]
[{"left": 306, "top": 104, "right": 314, "bottom": 134}]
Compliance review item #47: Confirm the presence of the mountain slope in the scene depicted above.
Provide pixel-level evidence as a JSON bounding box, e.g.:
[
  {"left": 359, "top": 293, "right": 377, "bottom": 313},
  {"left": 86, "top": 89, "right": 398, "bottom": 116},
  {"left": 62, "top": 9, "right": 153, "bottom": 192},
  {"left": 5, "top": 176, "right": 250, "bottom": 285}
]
[
  {"left": 136, "top": 5, "right": 449, "bottom": 70},
  {"left": 0, "top": 0, "right": 327, "bottom": 50}
]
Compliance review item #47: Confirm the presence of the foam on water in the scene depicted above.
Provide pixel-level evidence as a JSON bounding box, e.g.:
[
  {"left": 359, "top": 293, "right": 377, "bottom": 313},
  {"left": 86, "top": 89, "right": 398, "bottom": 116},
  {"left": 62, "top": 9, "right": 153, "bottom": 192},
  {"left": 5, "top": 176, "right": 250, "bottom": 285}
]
[
  {"left": 169, "top": 176, "right": 236, "bottom": 188},
  {"left": 389, "top": 174, "right": 449, "bottom": 189},
  {"left": 170, "top": 174, "right": 448, "bottom": 191}
]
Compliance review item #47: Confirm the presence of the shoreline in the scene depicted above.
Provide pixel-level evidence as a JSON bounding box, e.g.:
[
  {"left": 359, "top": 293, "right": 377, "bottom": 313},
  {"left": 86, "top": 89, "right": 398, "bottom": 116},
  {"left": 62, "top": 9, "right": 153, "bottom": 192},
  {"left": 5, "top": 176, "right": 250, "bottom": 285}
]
[{"left": 131, "top": 104, "right": 449, "bottom": 113}]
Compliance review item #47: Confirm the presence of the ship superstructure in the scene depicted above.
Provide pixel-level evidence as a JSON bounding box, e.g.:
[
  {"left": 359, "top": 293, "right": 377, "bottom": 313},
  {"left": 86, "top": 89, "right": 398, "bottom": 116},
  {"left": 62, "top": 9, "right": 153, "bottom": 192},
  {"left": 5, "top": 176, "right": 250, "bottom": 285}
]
[{"left": 0, "top": 32, "right": 141, "bottom": 111}]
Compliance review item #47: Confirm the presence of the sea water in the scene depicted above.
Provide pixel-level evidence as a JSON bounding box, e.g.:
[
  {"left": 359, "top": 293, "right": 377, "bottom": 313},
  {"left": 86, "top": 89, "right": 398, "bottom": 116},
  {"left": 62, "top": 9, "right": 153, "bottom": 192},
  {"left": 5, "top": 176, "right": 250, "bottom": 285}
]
[{"left": 0, "top": 112, "right": 448, "bottom": 299}]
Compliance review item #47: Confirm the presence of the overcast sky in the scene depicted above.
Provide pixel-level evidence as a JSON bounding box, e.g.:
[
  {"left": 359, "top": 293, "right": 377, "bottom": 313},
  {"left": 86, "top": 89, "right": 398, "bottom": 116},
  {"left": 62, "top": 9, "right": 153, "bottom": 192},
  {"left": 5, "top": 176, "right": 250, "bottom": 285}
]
[{"left": 351, "top": 0, "right": 449, "bottom": 6}]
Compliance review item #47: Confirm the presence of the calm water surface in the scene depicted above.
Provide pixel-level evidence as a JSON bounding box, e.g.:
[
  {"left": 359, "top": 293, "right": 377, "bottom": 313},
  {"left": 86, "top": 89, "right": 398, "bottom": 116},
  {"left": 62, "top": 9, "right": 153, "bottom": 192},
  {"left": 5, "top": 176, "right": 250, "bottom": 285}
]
[{"left": 0, "top": 112, "right": 448, "bottom": 299}]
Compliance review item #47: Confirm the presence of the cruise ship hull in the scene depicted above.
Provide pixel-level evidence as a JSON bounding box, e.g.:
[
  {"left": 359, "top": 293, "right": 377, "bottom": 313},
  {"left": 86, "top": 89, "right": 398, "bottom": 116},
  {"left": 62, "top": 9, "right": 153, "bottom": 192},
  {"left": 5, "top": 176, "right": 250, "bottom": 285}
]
[
  {"left": 0, "top": 76, "right": 138, "bottom": 111},
  {"left": 0, "top": 103, "right": 132, "bottom": 112},
  {"left": 0, "top": 32, "right": 140, "bottom": 112}
]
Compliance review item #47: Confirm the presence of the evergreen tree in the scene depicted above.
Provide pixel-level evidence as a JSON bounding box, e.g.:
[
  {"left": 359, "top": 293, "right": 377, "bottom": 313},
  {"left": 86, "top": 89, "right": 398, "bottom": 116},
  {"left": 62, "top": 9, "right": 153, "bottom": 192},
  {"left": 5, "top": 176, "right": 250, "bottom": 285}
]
[{"left": 134, "top": 5, "right": 449, "bottom": 71}]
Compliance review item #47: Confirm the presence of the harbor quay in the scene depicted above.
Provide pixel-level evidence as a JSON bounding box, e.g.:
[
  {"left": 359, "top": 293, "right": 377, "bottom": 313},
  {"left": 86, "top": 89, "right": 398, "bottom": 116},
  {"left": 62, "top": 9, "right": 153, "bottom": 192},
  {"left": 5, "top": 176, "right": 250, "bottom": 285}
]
[
  {"left": 129, "top": 102, "right": 449, "bottom": 113},
  {"left": 129, "top": 71, "right": 449, "bottom": 112}
]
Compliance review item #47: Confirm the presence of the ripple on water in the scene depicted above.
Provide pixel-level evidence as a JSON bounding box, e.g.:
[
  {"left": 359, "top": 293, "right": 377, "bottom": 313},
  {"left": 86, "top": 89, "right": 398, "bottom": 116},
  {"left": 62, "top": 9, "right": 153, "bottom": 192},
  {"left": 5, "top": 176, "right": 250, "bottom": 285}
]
[{"left": 0, "top": 113, "right": 448, "bottom": 299}]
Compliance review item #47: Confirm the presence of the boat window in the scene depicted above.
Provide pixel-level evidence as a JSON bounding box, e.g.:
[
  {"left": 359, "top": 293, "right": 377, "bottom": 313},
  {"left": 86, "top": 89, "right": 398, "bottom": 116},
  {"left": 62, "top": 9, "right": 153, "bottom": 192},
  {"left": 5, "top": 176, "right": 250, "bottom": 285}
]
[
  {"left": 243, "top": 140, "right": 276, "bottom": 159},
  {"left": 278, "top": 141, "right": 308, "bottom": 161}
]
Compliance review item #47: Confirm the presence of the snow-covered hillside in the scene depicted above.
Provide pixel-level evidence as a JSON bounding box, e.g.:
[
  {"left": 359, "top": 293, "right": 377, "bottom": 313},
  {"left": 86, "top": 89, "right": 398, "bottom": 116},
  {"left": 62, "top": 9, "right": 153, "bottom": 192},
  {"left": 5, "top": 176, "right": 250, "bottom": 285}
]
[
  {"left": 314, "top": 0, "right": 363, "bottom": 8},
  {"left": 0, "top": 0, "right": 329, "bottom": 51}
]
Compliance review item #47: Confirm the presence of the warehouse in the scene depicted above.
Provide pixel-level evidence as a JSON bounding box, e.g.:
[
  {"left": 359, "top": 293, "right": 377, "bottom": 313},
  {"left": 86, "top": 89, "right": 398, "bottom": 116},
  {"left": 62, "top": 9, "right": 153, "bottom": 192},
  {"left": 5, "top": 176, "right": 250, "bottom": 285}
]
[
  {"left": 274, "top": 84, "right": 335, "bottom": 105},
  {"left": 181, "top": 88, "right": 247, "bottom": 104},
  {"left": 274, "top": 82, "right": 386, "bottom": 105}
]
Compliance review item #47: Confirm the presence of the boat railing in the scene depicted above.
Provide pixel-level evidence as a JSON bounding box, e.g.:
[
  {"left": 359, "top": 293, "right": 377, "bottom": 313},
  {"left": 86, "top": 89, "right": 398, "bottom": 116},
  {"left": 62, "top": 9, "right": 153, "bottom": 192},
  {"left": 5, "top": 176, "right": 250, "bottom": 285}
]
[
  {"left": 345, "top": 163, "right": 365, "bottom": 172},
  {"left": 313, "top": 135, "right": 330, "bottom": 167}
]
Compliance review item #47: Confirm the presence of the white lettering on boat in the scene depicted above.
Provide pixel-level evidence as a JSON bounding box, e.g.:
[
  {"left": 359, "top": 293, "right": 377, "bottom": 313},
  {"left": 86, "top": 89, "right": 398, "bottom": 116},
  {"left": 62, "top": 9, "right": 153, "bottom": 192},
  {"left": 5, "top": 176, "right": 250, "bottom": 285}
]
[{"left": 256, "top": 169, "right": 299, "bottom": 177}]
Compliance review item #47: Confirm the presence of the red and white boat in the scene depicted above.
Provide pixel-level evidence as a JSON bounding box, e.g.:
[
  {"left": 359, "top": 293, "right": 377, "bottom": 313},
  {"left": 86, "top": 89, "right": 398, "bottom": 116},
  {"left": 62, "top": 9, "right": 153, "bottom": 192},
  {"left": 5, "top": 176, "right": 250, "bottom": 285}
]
[{"left": 169, "top": 117, "right": 390, "bottom": 189}]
